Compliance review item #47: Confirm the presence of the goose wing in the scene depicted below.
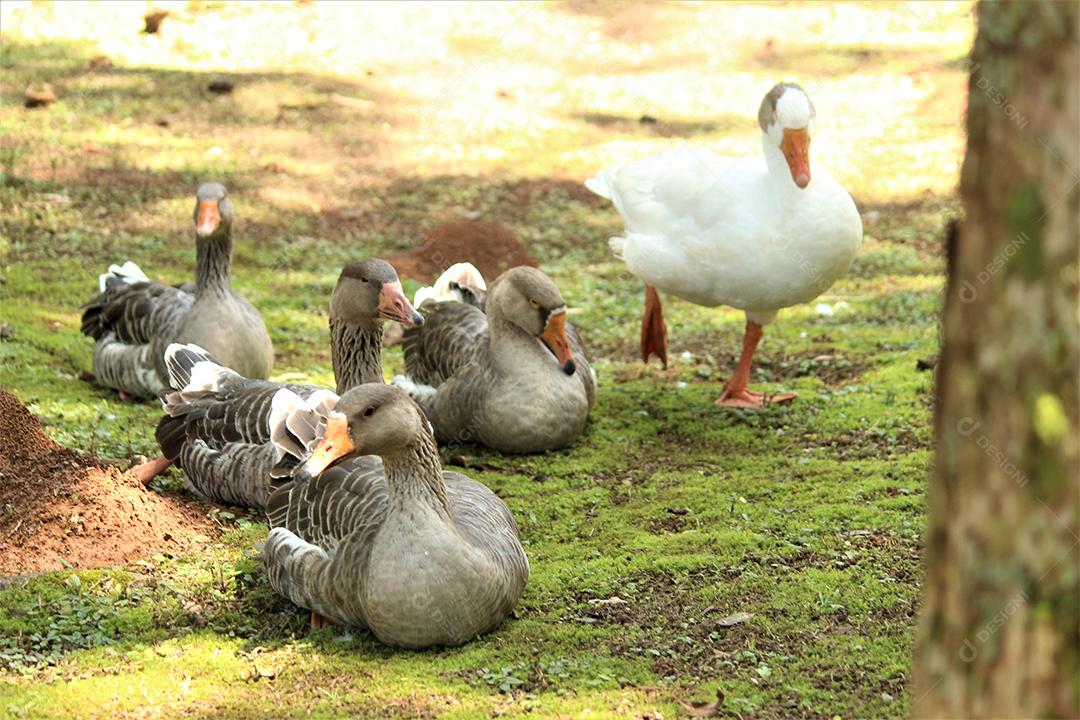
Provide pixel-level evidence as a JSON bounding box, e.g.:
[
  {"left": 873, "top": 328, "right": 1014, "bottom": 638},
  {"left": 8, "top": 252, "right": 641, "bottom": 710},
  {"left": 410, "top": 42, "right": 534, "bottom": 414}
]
[
  {"left": 402, "top": 301, "right": 490, "bottom": 387},
  {"left": 82, "top": 280, "right": 193, "bottom": 346},
  {"left": 82, "top": 270, "right": 196, "bottom": 397},
  {"left": 155, "top": 344, "right": 316, "bottom": 508}
]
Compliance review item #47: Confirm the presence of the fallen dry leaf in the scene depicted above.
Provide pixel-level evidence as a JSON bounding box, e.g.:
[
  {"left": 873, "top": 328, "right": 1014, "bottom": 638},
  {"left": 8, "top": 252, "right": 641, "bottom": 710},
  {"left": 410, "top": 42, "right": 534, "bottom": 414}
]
[
  {"left": 255, "top": 662, "right": 278, "bottom": 679},
  {"left": 678, "top": 688, "right": 724, "bottom": 717},
  {"left": 144, "top": 10, "right": 169, "bottom": 34},
  {"left": 717, "top": 612, "right": 753, "bottom": 627},
  {"left": 24, "top": 83, "right": 57, "bottom": 108},
  {"left": 588, "top": 596, "right": 628, "bottom": 607},
  {"left": 208, "top": 78, "right": 235, "bottom": 94}
]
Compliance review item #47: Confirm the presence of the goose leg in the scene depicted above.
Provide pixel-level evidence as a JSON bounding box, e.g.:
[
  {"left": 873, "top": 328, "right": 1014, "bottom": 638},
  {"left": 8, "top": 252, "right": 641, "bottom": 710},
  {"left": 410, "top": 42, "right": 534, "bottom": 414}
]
[
  {"left": 129, "top": 455, "right": 173, "bottom": 486},
  {"left": 310, "top": 610, "right": 340, "bottom": 630},
  {"left": 641, "top": 284, "right": 668, "bottom": 368},
  {"left": 715, "top": 321, "right": 797, "bottom": 409}
]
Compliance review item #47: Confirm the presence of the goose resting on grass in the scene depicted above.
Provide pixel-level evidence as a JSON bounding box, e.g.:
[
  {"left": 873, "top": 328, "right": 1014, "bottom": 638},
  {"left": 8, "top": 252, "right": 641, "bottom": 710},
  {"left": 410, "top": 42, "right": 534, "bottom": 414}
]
[
  {"left": 134, "top": 260, "right": 423, "bottom": 502},
  {"left": 586, "top": 82, "right": 862, "bottom": 408},
  {"left": 394, "top": 266, "right": 595, "bottom": 453},
  {"left": 81, "top": 183, "right": 273, "bottom": 400},
  {"left": 264, "top": 384, "right": 529, "bottom": 645}
]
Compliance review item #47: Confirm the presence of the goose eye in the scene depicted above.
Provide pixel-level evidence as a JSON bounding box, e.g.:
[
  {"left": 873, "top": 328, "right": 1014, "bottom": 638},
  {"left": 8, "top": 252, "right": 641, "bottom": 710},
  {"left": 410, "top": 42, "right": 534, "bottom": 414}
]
[
  {"left": 529, "top": 299, "right": 540, "bottom": 309},
  {"left": 360, "top": 277, "right": 369, "bottom": 283},
  {"left": 363, "top": 406, "right": 375, "bottom": 417}
]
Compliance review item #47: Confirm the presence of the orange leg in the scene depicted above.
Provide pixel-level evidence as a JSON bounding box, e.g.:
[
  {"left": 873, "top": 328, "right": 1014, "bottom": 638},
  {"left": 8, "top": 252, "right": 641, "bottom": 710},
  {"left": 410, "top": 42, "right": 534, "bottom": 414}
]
[
  {"left": 130, "top": 456, "right": 173, "bottom": 486},
  {"left": 641, "top": 284, "right": 668, "bottom": 368},
  {"left": 715, "top": 321, "right": 797, "bottom": 409},
  {"left": 310, "top": 610, "right": 340, "bottom": 630}
]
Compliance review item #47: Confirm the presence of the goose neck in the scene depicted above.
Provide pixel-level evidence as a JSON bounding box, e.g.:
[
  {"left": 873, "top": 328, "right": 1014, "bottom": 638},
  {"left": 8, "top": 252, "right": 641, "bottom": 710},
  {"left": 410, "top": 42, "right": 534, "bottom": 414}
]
[
  {"left": 195, "top": 234, "right": 233, "bottom": 296},
  {"left": 330, "top": 318, "right": 384, "bottom": 393},
  {"left": 381, "top": 433, "right": 453, "bottom": 521},
  {"left": 761, "top": 134, "right": 803, "bottom": 202}
]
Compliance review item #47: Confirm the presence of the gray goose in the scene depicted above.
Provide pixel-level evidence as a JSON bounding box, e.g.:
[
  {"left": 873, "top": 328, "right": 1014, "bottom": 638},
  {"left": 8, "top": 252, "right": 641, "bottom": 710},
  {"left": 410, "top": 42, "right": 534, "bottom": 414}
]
[
  {"left": 81, "top": 183, "right": 272, "bottom": 399},
  {"left": 264, "top": 383, "right": 529, "bottom": 647},
  {"left": 394, "top": 266, "right": 596, "bottom": 454},
  {"left": 148, "top": 260, "right": 423, "bottom": 507}
]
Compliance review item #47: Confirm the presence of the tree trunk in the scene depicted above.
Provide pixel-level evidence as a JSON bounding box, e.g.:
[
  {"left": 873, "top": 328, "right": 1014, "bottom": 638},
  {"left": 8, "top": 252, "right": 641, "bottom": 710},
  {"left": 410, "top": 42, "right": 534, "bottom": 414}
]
[{"left": 911, "top": 2, "right": 1078, "bottom": 718}]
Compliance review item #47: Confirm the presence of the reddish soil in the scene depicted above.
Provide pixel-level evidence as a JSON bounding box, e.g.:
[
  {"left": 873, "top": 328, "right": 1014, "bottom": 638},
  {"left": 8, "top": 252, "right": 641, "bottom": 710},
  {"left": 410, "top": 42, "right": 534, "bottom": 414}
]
[
  {"left": 388, "top": 218, "right": 536, "bottom": 284},
  {"left": 0, "top": 390, "right": 216, "bottom": 575}
]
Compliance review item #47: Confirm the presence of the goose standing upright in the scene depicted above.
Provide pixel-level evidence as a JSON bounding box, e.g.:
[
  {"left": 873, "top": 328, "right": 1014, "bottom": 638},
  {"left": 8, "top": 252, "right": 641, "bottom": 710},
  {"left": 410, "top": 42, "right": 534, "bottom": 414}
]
[
  {"left": 141, "top": 260, "right": 423, "bottom": 504},
  {"left": 81, "top": 183, "right": 273, "bottom": 399},
  {"left": 586, "top": 82, "right": 862, "bottom": 408},
  {"left": 264, "top": 384, "right": 529, "bottom": 647}
]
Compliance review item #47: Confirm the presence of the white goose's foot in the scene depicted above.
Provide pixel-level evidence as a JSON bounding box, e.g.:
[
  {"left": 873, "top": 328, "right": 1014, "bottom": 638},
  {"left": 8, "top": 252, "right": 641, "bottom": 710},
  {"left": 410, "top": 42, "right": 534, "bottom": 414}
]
[{"left": 714, "top": 386, "right": 797, "bottom": 409}]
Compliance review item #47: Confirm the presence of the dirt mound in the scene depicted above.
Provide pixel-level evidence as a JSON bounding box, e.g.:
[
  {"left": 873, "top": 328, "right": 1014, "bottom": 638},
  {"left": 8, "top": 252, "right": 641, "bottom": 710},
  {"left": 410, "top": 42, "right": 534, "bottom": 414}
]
[
  {"left": 0, "top": 390, "right": 216, "bottom": 575},
  {"left": 389, "top": 218, "right": 537, "bottom": 284}
]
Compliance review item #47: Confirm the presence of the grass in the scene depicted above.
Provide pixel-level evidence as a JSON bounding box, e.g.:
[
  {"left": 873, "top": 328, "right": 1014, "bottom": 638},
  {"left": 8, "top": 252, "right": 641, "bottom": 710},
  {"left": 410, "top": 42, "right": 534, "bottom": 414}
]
[{"left": 0, "top": 2, "right": 971, "bottom": 718}]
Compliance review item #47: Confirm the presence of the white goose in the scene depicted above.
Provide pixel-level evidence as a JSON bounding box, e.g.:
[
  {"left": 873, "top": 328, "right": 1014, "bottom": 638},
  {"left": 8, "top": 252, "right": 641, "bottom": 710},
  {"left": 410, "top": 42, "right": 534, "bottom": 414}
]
[{"left": 586, "top": 82, "right": 862, "bottom": 408}]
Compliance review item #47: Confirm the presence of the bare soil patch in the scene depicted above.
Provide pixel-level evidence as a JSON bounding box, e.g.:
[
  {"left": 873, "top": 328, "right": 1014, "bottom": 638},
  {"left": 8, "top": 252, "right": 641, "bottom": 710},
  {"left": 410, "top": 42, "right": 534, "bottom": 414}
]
[
  {"left": 0, "top": 390, "right": 216, "bottom": 575},
  {"left": 575, "top": 568, "right": 766, "bottom": 683},
  {"left": 388, "top": 218, "right": 536, "bottom": 284}
]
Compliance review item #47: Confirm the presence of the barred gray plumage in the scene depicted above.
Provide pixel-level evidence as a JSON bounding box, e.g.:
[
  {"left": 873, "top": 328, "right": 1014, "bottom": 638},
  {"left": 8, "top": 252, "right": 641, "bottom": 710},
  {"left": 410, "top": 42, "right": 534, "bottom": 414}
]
[
  {"left": 80, "top": 183, "right": 273, "bottom": 399},
  {"left": 396, "top": 266, "right": 596, "bottom": 453},
  {"left": 264, "top": 385, "right": 528, "bottom": 648},
  {"left": 156, "top": 259, "right": 421, "bottom": 509}
]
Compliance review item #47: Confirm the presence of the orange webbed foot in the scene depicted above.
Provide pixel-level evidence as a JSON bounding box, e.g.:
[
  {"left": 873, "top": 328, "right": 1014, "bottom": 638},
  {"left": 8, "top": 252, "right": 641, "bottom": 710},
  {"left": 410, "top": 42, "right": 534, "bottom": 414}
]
[
  {"left": 130, "top": 456, "right": 174, "bottom": 486},
  {"left": 714, "top": 387, "right": 797, "bottom": 409},
  {"left": 310, "top": 610, "right": 340, "bottom": 630}
]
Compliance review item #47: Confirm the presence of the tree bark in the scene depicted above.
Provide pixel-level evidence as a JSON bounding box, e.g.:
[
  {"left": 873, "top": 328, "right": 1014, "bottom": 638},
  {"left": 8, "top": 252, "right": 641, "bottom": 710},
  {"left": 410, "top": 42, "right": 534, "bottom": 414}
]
[{"left": 911, "top": 2, "right": 1078, "bottom": 718}]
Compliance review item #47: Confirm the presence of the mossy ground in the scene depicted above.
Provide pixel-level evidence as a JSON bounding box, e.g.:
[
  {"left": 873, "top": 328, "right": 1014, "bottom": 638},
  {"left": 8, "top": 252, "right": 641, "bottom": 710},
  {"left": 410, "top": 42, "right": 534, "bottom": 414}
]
[{"left": 0, "top": 2, "right": 971, "bottom": 718}]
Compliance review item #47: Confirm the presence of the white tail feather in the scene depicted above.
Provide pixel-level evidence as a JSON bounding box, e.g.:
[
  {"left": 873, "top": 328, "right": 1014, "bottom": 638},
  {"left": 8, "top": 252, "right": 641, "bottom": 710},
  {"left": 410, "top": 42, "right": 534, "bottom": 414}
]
[
  {"left": 269, "top": 388, "right": 341, "bottom": 464},
  {"left": 413, "top": 262, "right": 487, "bottom": 306},
  {"left": 184, "top": 361, "right": 238, "bottom": 395},
  {"left": 164, "top": 342, "right": 216, "bottom": 390},
  {"left": 391, "top": 375, "right": 438, "bottom": 403},
  {"left": 270, "top": 388, "right": 308, "bottom": 460},
  {"left": 98, "top": 260, "right": 149, "bottom": 292}
]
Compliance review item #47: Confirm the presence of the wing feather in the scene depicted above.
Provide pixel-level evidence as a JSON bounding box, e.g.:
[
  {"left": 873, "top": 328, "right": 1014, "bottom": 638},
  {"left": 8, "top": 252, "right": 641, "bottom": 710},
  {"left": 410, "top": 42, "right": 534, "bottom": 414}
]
[{"left": 402, "top": 301, "right": 490, "bottom": 387}]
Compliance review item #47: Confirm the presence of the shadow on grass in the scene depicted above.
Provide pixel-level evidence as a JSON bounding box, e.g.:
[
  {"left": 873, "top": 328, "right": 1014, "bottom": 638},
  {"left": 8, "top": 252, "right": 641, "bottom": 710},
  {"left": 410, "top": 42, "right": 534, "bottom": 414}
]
[{"left": 573, "top": 111, "right": 744, "bottom": 137}]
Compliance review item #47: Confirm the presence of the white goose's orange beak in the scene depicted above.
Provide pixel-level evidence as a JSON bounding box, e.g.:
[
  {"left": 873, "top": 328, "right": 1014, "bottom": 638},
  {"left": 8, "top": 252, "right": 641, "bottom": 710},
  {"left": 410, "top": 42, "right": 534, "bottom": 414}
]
[
  {"left": 195, "top": 199, "right": 221, "bottom": 237},
  {"left": 295, "top": 414, "right": 355, "bottom": 482},
  {"left": 781, "top": 128, "right": 811, "bottom": 189}
]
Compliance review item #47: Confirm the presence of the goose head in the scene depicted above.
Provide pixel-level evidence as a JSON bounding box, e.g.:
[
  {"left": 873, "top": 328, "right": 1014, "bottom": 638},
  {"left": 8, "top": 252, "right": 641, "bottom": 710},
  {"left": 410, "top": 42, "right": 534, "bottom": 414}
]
[
  {"left": 294, "top": 384, "right": 427, "bottom": 481},
  {"left": 332, "top": 259, "right": 424, "bottom": 328},
  {"left": 193, "top": 182, "right": 235, "bottom": 239},
  {"left": 488, "top": 266, "right": 576, "bottom": 376},
  {"left": 758, "top": 82, "right": 816, "bottom": 189}
]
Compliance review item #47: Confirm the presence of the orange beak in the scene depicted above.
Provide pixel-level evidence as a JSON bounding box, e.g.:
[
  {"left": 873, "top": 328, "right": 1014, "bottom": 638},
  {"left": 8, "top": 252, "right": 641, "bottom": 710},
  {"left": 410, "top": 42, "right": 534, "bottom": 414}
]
[
  {"left": 378, "top": 281, "right": 424, "bottom": 327},
  {"left": 781, "top": 128, "right": 811, "bottom": 189},
  {"left": 538, "top": 309, "right": 576, "bottom": 375},
  {"left": 195, "top": 199, "right": 221, "bottom": 237},
  {"left": 295, "top": 414, "right": 355, "bottom": 482}
]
